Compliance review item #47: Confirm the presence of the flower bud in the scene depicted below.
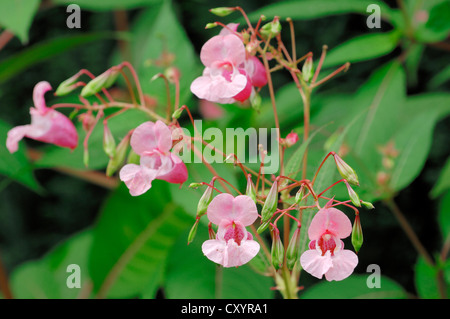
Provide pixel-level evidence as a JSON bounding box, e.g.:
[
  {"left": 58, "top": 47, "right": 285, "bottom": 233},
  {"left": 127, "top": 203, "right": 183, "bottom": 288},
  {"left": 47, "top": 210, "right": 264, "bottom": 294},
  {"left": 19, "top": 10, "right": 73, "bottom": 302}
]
[
  {"left": 164, "top": 67, "right": 180, "bottom": 84},
  {"left": 285, "top": 132, "right": 299, "bottom": 148},
  {"left": 187, "top": 219, "right": 199, "bottom": 245},
  {"left": 55, "top": 73, "right": 81, "bottom": 96},
  {"left": 81, "top": 69, "right": 119, "bottom": 97},
  {"left": 286, "top": 226, "right": 301, "bottom": 270},
  {"left": 205, "top": 22, "right": 218, "bottom": 29},
  {"left": 334, "top": 154, "right": 359, "bottom": 186},
  {"left": 302, "top": 56, "right": 314, "bottom": 83},
  {"left": 294, "top": 185, "right": 305, "bottom": 205},
  {"left": 103, "top": 120, "right": 116, "bottom": 158},
  {"left": 260, "top": 180, "right": 278, "bottom": 223},
  {"left": 106, "top": 133, "right": 130, "bottom": 177},
  {"left": 197, "top": 182, "right": 214, "bottom": 218},
  {"left": 271, "top": 228, "right": 284, "bottom": 270},
  {"left": 83, "top": 147, "right": 89, "bottom": 168},
  {"left": 260, "top": 17, "right": 281, "bottom": 40},
  {"left": 351, "top": 214, "right": 363, "bottom": 253},
  {"left": 250, "top": 92, "right": 262, "bottom": 112},
  {"left": 361, "top": 200, "right": 375, "bottom": 210},
  {"left": 345, "top": 182, "right": 361, "bottom": 207},
  {"left": 245, "top": 175, "right": 257, "bottom": 203},
  {"left": 209, "top": 7, "right": 236, "bottom": 17},
  {"left": 189, "top": 182, "right": 202, "bottom": 189},
  {"left": 257, "top": 220, "right": 271, "bottom": 234},
  {"left": 172, "top": 107, "right": 184, "bottom": 120}
]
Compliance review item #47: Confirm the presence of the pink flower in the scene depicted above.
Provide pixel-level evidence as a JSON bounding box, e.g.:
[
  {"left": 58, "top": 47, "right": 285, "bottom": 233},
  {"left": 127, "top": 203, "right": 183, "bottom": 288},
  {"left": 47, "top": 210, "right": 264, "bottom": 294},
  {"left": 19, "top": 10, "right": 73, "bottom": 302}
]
[
  {"left": 190, "top": 26, "right": 267, "bottom": 104},
  {"left": 300, "top": 207, "right": 358, "bottom": 281},
  {"left": 119, "top": 121, "right": 188, "bottom": 196},
  {"left": 6, "top": 81, "right": 78, "bottom": 153},
  {"left": 202, "top": 194, "right": 260, "bottom": 267}
]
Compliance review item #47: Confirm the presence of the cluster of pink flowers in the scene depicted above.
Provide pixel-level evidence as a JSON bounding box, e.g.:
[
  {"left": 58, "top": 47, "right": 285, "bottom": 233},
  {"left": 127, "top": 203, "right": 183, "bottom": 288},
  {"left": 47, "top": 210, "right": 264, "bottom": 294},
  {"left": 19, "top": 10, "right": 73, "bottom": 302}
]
[{"left": 190, "top": 24, "right": 267, "bottom": 104}]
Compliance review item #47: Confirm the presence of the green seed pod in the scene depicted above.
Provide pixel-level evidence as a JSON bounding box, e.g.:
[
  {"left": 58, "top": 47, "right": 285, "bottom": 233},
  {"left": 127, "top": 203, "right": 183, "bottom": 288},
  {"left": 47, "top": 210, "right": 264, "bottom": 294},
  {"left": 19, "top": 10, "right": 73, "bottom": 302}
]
[
  {"left": 351, "top": 215, "right": 363, "bottom": 253},
  {"left": 271, "top": 228, "right": 284, "bottom": 270},
  {"left": 261, "top": 180, "right": 278, "bottom": 223}
]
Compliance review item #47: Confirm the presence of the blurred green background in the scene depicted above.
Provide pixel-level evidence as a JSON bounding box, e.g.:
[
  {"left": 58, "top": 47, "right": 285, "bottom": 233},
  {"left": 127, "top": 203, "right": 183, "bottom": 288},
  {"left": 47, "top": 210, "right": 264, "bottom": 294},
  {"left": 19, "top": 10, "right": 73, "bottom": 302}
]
[{"left": 0, "top": 0, "right": 449, "bottom": 299}]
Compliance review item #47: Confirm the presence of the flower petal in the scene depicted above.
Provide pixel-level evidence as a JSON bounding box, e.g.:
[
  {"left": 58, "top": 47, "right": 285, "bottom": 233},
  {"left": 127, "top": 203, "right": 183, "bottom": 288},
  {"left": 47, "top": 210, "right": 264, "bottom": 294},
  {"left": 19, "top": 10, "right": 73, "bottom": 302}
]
[
  {"left": 300, "top": 250, "right": 333, "bottom": 279},
  {"left": 33, "top": 109, "right": 78, "bottom": 150},
  {"left": 202, "top": 239, "right": 226, "bottom": 265},
  {"left": 130, "top": 122, "right": 158, "bottom": 155},
  {"left": 119, "top": 163, "right": 156, "bottom": 196},
  {"left": 154, "top": 120, "right": 173, "bottom": 153},
  {"left": 6, "top": 125, "right": 33, "bottom": 153},
  {"left": 207, "top": 194, "right": 258, "bottom": 226},
  {"left": 200, "top": 34, "right": 246, "bottom": 67},
  {"left": 156, "top": 153, "right": 188, "bottom": 184},
  {"left": 308, "top": 207, "right": 352, "bottom": 240},
  {"left": 324, "top": 250, "right": 358, "bottom": 281},
  {"left": 190, "top": 72, "right": 247, "bottom": 103}
]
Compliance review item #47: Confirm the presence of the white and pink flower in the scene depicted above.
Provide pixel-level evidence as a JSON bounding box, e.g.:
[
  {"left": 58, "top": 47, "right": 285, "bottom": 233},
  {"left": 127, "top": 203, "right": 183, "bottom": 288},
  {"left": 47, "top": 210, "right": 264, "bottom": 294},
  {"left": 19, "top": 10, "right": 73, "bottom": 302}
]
[
  {"left": 190, "top": 25, "right": 267, "bottom": 104},
  {"left": 119, "top": 121, "right": 188, "bottom": 196},
  {"left": 202, "top": 193, "right": 260, "bottom": 267},
  {"left": 300, "top": 207, "right": 358, "bottom": 281},
  {"left": 6, "top": 81, "right": 78, "bottom": 153}
]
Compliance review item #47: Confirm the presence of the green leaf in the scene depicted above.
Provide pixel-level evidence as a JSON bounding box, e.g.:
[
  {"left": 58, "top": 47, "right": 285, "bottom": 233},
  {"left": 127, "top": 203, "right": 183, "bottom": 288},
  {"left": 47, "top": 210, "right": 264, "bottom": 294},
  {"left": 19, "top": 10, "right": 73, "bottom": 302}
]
[
  {"left": 389, "top": 94, "right": 450, "bottom": 192},
  {"left": 0, "top": 32, "right": 123, "bottom": 85},
  {"left": 88, "top": 181, "right": 193, "bottom": 298},
  {"left": 343, "top": 61, "right": 406, "bottom": 201},
  {"left": 428, "top": 65, "right": 450, "bottom": 89},
  {"left": 10, "top": 229, "right": 93, "bottom": 299},
  {"left": 414, "top": 0, "right": 450, "bottom": 43},
  {"left": 300, "top": 274, "right": 408, "bottom": 299},
  {"left": 53, "top": 0, "right": 162, "bottom": 11},
  {"left": 0, "top": 0, "right": 40, "bottom": 43},
  {"left": 438, "top": 190, "right": 450, "bottom": 241},
  {"left": 164, "top": 226, "right": 274, "bottom": 299},
  {"left": 245, "top": 0, "right": 398, "bottom": 25},
  {"left": 431, "top": 157, "right": 450, "bottom": 198},
  {"left": 0, "top": 119, "right": 41, "bottom": 191},
  {"left": 414, "top": 256, "right": 450, "bottom": 299},
  {"left": 322, "top": 31, "right": 400, "bottom": 69}
]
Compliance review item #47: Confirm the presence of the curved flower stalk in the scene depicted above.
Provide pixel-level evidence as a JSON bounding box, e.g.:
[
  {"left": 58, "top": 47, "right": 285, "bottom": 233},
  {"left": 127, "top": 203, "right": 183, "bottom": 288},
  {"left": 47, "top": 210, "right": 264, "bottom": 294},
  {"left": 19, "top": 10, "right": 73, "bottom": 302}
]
[
  {"left": 6, "top": 81, "right": 78, "bottom": 153},
  {"left": 119, "top": 120, "right": 188, "bottom": 196},
  {"left": 202, "top": 193, "right": 260, "bottom": 267}
]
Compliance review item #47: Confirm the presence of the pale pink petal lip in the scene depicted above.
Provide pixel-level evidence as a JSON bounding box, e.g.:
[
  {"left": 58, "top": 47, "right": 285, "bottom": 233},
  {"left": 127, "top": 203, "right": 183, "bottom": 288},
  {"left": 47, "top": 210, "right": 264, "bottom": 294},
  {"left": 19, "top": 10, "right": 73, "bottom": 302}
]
[
  {"left": 119, "top": 163, "right": 156, "bottom": 196},
  {"left": 308, "top": 207, "right": 352, "bottom": 241},
  {"left": 190, "top": 72, "right": 247, "bottom": 102},
  {"left": 300, "top": 250, "right": 333, "bottom": 279},
  {"left": 6, "top": 125, "right": 33, "bottom": 153},
  {"left": 324, "top": 250, "right": 359, "bottom": 281},
  {"left": 202, "top": 239, "right": 226, "bottom": 266}
]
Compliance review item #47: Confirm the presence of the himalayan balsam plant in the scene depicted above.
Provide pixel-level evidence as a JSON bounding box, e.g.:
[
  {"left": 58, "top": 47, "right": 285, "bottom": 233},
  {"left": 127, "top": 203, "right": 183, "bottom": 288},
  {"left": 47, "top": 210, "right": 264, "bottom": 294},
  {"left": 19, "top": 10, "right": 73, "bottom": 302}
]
[{"left": 5, "top": 7, "right": 374, "bottom": 299}]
